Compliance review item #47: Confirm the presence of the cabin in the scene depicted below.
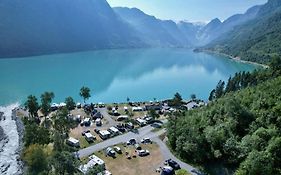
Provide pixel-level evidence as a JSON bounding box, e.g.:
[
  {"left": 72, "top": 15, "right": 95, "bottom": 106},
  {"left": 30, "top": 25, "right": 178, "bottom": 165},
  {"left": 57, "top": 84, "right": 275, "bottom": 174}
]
[
  {"left": 108, "top": 127, "right": 119, "bottom": 136},
  {"left": 79, "top": 155, "right": 105, "bottom": 174},
  {"left": 85, "top": 133, "right": 95, "bottom": 142},
  {"left": 136, "top": 118, "right": 147, "bottom": 127},
  {"left": 99, "top": 130, "right": 111, "bottom": 140},
  {"left": 67, "top": 137, "right": 80, "bottom": 147}
]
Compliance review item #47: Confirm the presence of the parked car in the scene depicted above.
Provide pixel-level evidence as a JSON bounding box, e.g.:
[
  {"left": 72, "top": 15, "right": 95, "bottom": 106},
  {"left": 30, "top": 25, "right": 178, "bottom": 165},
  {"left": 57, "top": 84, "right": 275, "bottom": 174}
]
[
  {"left": 106, "top": 147, "right": 116, "bottom": 157},
  {"left": 166, "top": 159, "right": 181, "bottom": 170},
  {"left": 81, "top": 130, "right": 90, "bottom": 136},
  {"left": 125, "top": 122, "right": 134, "bottom": 130},
  {"left": 151, "top": 123, "right": 162, "bottom": 128},
  {"left": 127, "top": 138, "right": 137, "bottom": 145},
  {"left": 141, "top": 138, "right": 152, "bottom": 144},
  {"left": 116, "top": 124, "right": 126, "bottom": 132},
  {"left": 113, "top": 146, "right": 122, "bottom": 154},
  {"left": 138, "top": 150, "right": 150, "bottom": 157}
]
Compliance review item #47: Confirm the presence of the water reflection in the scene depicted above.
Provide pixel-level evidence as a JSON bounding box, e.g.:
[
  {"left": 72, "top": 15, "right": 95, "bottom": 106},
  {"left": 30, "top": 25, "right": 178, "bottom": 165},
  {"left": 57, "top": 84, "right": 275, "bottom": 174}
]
[{"left": 0, "top": 48, "right": 258, "bottom": 105}]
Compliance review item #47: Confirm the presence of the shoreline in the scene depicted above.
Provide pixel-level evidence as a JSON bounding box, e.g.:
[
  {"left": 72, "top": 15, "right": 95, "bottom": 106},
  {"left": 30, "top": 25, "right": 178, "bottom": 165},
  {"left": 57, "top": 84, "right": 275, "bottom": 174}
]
[
  {"left": 12, "top": 108, "right": 25, "bottom": 174},
  {"left": 196, "top": 49, "right": 269, "bottom": 69},
  {"left": 0, "top": 104, "right": 24, "bottom": 175}
]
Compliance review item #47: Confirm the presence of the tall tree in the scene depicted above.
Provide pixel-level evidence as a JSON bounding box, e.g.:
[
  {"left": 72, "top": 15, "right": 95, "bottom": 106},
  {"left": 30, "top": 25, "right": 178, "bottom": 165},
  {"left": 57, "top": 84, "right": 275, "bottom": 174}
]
[
  {"left": 208, "top": 89, "right": 216, "bottom": 101},
  {"left": 79, "top": 86, "right": 91, "bottom": 103},
  {"left": 41, "top": 92, "right": 55, "bottom": 117},
  {"left": 270, "top": 56, "right": 281, "bottom": 76},
  {"left": 215, "top": 80, "right": 225, "bottom": 98},
  {"left": 52, "top": 151, "right": 78, "bottom": 175},
  {"left": 25, "top": 95, "right": 39, "bottom": 118},
  {"left": 171, "top": 92, "right": 183, "bottom": 108},
  {"left": 23, "top": 144, "right": 49, "bottom": 175},
  {"left": 190, "top": 94, "right": 196, "bottom": 101},
  {"left": 65, "top": 96, "right": 76, "bottom": 111}
]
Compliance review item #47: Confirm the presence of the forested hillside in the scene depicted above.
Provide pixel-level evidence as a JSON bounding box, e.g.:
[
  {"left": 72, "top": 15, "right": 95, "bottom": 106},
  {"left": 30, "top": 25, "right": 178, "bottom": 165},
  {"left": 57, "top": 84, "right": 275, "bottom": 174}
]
[
  {"left": 167, "top": 58, "right": 281, "bottom": 175},
  {"left": 203, "top": 0, "right": 281, "bottom": 64}
]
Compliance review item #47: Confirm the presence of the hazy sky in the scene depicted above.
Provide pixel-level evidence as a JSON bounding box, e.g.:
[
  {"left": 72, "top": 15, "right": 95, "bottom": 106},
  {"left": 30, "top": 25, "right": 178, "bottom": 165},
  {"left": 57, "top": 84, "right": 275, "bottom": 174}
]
[{"left": 107, "top": 0, "right": 268, "bottom": 22}]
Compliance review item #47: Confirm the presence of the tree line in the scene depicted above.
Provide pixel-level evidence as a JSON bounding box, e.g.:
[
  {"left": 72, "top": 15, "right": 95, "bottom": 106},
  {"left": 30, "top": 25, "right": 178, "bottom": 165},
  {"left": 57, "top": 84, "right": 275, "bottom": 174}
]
[{"left": 167, "top": 57, "right": 281, "bottom": 175}]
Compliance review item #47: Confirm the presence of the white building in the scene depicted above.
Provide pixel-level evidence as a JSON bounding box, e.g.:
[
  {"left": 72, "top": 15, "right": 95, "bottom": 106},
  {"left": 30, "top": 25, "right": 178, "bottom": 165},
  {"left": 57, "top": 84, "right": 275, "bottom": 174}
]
[
  {"left": 79, "top": 155, "right": 105, "bottom": 174},
  {"left": 108, "top": 127, "right": 119, "bottom": 135},
  {"left": 85, "top": 132, "right": 95, "bottom": 142},
  {"left": 99, "top": 130, "right": 111, "bottom": 140},
  {"left": 66, "top": 137, "right": 80, "bottom": 147}
]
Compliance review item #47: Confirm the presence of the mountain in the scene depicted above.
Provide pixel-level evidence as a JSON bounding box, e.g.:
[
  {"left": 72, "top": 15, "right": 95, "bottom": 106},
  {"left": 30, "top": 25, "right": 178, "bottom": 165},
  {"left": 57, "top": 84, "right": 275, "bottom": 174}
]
[
  {"left": 0, "top": 0, "right": 145, "bottom": 58},
  {"left": 197, "top": 5, "right": 261, "bottom": 45},
  {"left": 113, "top": 7, "right": 191, "bottom": 47},
  {"left": 203, "top": 0, "right": 281, "bottom": 64},
  {"left": 177, "top": 21, "right": 204, "bottom": 45},
  {"left": 196, "top": 18, "right": 222, "bottom": 45}
]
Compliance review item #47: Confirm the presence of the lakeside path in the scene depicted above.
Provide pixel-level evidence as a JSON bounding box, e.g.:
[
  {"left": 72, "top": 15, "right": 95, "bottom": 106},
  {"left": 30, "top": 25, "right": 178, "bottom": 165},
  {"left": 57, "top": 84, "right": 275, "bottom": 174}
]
[
  {"left": 198, "top": 49, "right": 269, "bottom": 69},
  {"left": 78, "top": 125, "right": 197, "bottom": 174}
]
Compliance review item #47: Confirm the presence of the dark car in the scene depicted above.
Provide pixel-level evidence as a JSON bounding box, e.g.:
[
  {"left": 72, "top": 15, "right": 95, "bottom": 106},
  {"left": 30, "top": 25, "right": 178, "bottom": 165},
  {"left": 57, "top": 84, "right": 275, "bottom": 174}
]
[
  {"left": 151, "top": 123, "right": 162, "bottom": 128},
  {"left": 166, "top": 159, "right": 181, "bottom": 170},
  {"left": 127, "top": 138, "right": 137, "bottom": 145},
  {"left": 116, "top": 124, "right": 126, "bottom": 132}
]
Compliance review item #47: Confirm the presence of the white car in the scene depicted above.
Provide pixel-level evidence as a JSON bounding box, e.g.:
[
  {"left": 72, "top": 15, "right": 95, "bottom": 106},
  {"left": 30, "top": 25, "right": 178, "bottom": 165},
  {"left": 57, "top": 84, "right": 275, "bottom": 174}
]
[
  {"left": 138, "top": 149, "right": 150, "bottom": 157},
  {"left": 141, "top": 138, "right": 152, "bottom": 144},
  {"left": 113, "top": 146, "right": 122, "bottom": 154}
]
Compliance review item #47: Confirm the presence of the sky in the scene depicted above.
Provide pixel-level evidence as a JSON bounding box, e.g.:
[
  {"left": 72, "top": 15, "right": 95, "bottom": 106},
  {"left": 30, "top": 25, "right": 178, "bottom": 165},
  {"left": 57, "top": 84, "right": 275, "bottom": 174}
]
[{"left": 107, "top": 0, "right": 268, "bottom": 22}]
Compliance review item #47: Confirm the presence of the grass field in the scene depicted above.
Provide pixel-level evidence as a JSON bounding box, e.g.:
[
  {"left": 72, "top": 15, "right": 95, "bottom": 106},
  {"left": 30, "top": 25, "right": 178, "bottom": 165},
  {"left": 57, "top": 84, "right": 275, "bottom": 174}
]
[{"left": 94, "top": 143, "right": 164, "bottom": 175}]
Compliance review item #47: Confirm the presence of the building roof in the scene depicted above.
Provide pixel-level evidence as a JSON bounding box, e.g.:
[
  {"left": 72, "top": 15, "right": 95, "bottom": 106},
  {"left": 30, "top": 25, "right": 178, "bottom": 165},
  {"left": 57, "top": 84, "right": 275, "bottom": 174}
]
[
  {"left": 109, "top": 127, "right": 119, "bottom": 133},
  {"left": 68, "top": 137, "right": 79, "bottom": 144},
  {"left": 85, "top": 133, "right": 94, "bottom": 138},
  {"left": 99, "top": 130, "right": 110, "bottom": 135},
  {"left": 79, "top": 155, "right": 105, "bottom": 174}
]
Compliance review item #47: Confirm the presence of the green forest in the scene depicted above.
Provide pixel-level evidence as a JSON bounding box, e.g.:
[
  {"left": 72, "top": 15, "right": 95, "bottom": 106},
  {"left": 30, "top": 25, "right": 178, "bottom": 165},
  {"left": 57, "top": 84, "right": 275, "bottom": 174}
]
[
  {"left": 205, "top": 4, "right": 281, "bottom": 64},
  {"left": 167, "top": 57, "right": 281, "bottom": 175}
]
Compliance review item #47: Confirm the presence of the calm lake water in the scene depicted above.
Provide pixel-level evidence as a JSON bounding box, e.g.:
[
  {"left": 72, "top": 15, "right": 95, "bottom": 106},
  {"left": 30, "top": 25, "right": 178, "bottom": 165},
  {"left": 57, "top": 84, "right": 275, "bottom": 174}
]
[{"left": 0, "top": 48, "right": 259, "bottom": 105}]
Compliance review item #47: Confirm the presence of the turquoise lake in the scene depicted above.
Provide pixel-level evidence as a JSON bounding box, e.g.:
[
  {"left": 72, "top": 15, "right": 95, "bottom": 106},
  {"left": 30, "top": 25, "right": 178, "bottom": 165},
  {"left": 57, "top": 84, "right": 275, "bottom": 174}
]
[{"left": 0, "top": 48, "right": 259, "bottom": 106}]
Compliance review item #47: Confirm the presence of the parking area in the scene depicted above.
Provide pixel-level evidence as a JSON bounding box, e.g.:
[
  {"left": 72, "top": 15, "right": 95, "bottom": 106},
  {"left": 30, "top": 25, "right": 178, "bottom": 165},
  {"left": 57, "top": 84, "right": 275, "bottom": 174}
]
[{"left": 94, "top": 143, "right": 163, "bottom": 175}]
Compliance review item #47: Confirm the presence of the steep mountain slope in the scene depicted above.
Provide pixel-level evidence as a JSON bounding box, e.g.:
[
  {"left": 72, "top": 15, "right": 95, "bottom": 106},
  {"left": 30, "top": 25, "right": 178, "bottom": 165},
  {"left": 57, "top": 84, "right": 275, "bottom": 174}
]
[
  {"left": 113, "top": 7, "right": 191, "bottom": 47},
  {"left": 204, "top": 0, "right": 281, "bottom": 64},
  {"left": 197, "top": 5, "right": 261, "bottom": 45},
  {"left": 0, "top": 0, "right": 144, "bottom": 58},
  {"left": 177, "top": 21, "right": 202, "bottom": 45}
]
